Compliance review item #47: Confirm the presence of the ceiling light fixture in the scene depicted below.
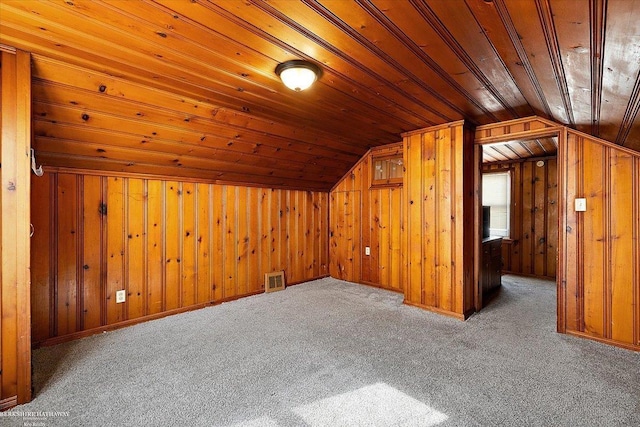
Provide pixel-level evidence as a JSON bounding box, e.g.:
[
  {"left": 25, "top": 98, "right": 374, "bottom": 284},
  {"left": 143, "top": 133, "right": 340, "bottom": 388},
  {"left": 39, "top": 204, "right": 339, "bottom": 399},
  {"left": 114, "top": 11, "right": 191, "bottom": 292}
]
[{"left": 275, "top": 60, "right": 321, "bottom": 92}]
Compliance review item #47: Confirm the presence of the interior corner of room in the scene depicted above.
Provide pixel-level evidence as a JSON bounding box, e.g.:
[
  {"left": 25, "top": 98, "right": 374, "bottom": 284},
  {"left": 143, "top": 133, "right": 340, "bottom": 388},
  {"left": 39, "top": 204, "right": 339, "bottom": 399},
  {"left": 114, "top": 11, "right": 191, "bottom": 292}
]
[{"left": 0, "top": 0, "right": 639, "bottom": 420}]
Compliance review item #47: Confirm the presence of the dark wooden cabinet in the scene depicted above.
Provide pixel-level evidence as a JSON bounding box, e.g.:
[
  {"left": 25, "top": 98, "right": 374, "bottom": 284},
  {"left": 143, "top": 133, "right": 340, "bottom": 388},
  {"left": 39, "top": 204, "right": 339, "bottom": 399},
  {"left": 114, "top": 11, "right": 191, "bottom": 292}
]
[{"left": 481, "top": 237, "right": 502, "bottom": 297}]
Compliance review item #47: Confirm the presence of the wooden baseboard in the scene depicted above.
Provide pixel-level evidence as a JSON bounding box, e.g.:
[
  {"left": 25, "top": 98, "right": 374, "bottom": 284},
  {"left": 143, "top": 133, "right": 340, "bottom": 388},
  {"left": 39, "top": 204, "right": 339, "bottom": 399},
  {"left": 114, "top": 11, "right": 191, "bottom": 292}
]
[
  {"left": 0, "top": 396, "right": 18, "bottom": 411},
  {"left": 287, "top": 274, "right": 329, "bottom": 287},
  {"left": 402, "top": 300, "right": 467, "bottom": 320},
  {"left": 565, "top": 331, "right": 639, "bottom": 352},
  {"left": 34, "top": 275, "right": 329, "bottom": 348},
  {"left": 358, "top": 280, "right": 404, "bottom": 294}
]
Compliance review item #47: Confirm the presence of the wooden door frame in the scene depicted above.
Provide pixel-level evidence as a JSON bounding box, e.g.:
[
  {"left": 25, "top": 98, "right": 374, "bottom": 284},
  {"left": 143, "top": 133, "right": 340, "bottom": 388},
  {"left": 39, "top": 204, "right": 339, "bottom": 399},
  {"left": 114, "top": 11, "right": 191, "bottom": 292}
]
[{"left": 473, "top": 117, "right": 565, "bottom": 331}]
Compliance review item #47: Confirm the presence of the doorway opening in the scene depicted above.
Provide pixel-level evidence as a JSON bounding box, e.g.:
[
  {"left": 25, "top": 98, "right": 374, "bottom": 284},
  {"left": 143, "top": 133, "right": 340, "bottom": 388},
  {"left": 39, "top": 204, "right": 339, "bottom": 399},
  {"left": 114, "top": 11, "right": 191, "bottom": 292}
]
[{"left": 473, "top": 118, "right": 562, "bottom": 312}]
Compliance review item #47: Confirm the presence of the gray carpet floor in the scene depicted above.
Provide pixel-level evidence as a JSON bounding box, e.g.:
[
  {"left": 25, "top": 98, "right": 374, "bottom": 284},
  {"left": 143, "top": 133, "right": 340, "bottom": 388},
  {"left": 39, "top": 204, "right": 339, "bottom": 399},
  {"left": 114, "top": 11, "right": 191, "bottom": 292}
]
[{"left": 7, "top": 275, "right": 640, "bottom": 426}]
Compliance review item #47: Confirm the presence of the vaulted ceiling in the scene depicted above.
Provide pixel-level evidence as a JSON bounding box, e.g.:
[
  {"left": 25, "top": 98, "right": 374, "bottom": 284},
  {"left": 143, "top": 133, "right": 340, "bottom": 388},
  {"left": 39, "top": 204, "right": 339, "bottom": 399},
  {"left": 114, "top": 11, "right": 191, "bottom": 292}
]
[{"left": 1, "top": 0, "right": 639, "bottom": 190}]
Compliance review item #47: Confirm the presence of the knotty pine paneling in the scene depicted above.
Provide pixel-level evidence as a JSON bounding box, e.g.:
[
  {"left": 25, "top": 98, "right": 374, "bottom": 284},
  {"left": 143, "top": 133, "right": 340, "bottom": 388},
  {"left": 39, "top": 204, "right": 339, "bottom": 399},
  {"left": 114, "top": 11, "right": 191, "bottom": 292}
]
[
  {"left": 30, "top": 171, "right": 329, "bottom": 346},
  {"left": 403, "top": 122, "right": 475, "bottom": 319},
  {"left": 483, "top": 158, "right": 558, "bottom": 279},
  {"left": 329, "top": 191, "right": 361, "bottom": 283},
  {"left": 330, "top": 142, "right": 404, "bottom": 292},
  {"left": 561, "top": 131, "right": 640, "bottom": 350},
  {"left": 1, "top": 49, "right": 32, "bottom": 408},
  {"left": 28, "top": 56, "right": 355, "bottom": 191}
]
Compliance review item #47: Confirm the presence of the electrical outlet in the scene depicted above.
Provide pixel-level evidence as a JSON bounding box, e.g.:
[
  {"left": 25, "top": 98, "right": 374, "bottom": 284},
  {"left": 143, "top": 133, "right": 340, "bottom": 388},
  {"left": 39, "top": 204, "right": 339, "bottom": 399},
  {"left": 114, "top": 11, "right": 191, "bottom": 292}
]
[
  {"left": 116, "top": 290, "right": 126, "bottom": 303},
  {"left": 575, "top": 198, "right": 587, "bottom": 212},
  {"left": 365, "top": 246, "right": 370, "bottom": 256}
]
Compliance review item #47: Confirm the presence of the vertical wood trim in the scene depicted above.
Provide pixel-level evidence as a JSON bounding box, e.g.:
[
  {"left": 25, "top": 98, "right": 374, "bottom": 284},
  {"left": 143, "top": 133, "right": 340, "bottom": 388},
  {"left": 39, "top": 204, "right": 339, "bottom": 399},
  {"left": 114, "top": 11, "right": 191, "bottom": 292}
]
[
  {"left": 143, "top": 180, "right": 149, "bottom": 315},
  {"left": 100, "top": 177, "right": 107, "bottom": 326},
  {"left": 234, "top": 186, "right": 240, "bottom": 294},
  {"left": 285, "top": 190, "right": 291, "bottom": 281},
  {"left": 257, "top": 188, "right": 263, "bottom": 284},
  {"left": 635, "top": 158, "right": 640, "bottom": 346},
  {"left": 41, "top": 175, "right": 55, "bottom": 341},
  {"left": 194, "top": 184, "right": 199, "bottom": 303},
  {"left": 433, "top": 130, "right": 441, "bottom": 308},
  {"left": 292, "top": 191, "right": 299, "bottom": 282},
  {"left": 576, "top": 137, "right": 585, "bottom": 332},
  {"left": 522, "top": 162, "right": 534, "bottom": 274},
  {"left": 546, "top": 159, "right": 558, "bottom": 277},
  {"left": 51, "top": 173, "right": 60, "bottom": 336},
  {"left": 208, "top": 184, "right": 214, "bottom": 301},
  {"left": 120, "top": 178, "right": 127, "bottom": 322},
  {"left": 462, "top": 124, "right": 476, "bottom": 315},
  {"left": 451, "top": 129, "right": 457, "bottom": 312},
  {"left": 513, "top": 163, "right": 523, "bottom": 272},
  {"left": 16, "top": 49, "right": 32, "bottom": 404},
  {"left": 0, "top": 64, "right": 3, "bottom": 400},
  {"left": 355, "top": 189, "right": 362, "bottom": 284},
  {"left": 161, "top": 180, "right": 167, "bottom": 312},
  {"left": 221, "top": 186, "right": 227, "bottom": 298},
  {"left": 296, "top": 191, "right": 301, "bottom": 280},
  {"left": 603, "top": 147, "right": 612, "bottom": 339},
  {"left": 564, "top": 134, "right": 580, "bottom": 332},
  {"left": 1, "top": 49, "right": 32, "bottom": 403},
  {"left": 543, "top": 162, "right": 549, "bottom": 277},
  {"left": 76, "top": 175, "right": 84, "bottom": 331},
  {"left": 557, "top": 129, "right": 567, "bottom": 333},
  {"left": 178, "top": 182, "right": 184, "bottom": 308},
  {"left": 210, "top": 184, "right": 216, "bottom": 299},
  {"left": 474, "top": 145, "right": 483, "bottom": 311},
  {"left": 123, "top": 178, "right": 129, "bottom": 320}
]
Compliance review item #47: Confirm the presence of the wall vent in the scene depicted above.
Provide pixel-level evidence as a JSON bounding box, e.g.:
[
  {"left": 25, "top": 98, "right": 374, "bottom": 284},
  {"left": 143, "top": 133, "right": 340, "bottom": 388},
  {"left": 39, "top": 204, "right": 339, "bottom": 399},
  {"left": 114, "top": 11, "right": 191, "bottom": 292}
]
[{"left": 264, "top": 271, "right": 285, "bottom": 293}]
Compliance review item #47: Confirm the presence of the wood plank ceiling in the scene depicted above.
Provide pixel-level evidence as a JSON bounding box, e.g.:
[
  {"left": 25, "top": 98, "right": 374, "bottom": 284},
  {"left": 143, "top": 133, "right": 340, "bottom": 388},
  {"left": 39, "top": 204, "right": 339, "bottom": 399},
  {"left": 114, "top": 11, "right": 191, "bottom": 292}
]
[
  {"left": 1, "top": 0, "right": 639, "bottom": 189},
  {"left": 483, "top": 136, "right": 558, "bottom": 163}
]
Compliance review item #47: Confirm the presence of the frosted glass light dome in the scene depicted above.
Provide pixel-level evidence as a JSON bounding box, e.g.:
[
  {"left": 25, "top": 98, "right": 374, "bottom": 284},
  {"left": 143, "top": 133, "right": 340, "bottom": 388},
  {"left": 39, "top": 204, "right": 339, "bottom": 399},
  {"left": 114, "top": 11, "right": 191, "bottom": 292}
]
[{"left": 275, "top": 60, "right": 321, "bottom": 92}]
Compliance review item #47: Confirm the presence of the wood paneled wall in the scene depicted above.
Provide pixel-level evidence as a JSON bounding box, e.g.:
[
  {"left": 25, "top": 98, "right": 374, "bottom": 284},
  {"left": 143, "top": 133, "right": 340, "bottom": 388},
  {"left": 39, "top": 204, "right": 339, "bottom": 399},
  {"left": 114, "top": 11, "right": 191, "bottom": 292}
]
[
  {"left": 560, "top": 132, "right": 640, "bottom": 350},
  {"left": 483, "top": 158, "right": 558, "bottom": 279},
  {"left": 403, "top": 122, "right": 476, "bottom": 319},
  {"left": 0, "top": 49, "right": 32, "bottom": 408},
  {"left": 31, "top": 170, "right": 329, "bottom": 345},
  {"left": 329, "top": 143, "right": 404, "bottom": 292}
]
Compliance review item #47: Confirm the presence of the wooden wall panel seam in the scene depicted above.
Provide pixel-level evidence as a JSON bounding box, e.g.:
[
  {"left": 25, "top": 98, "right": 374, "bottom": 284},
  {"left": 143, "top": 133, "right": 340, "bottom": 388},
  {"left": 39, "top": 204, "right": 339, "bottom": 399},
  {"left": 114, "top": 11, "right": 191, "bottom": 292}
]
[
  {"left": 123, "top": 178, "right": 129, "bottom": 321},
  {"left": 603, "top": 147, "right": 611, "bottom": 339},
  {"left": 557, "top": 129, "right": 567, "bottom": 332},
  {"left": 99, "top": 177, "right": 107, "bottom": 327},
  {"left": 76, "top": 174, "right": 84, "bottom": 331},
  {"left": 543, "top": 160, "right": 549, "bottom": 277},
  {"left": 453, "top": 128, "right": 459, "bottom": 312},
  {"left": 210, "top": 184, "right": 217, "bottom": 301},
  {"left": 143, "top": 180, "right": 149, "bottom": 315},
  {"left": 161, "top": 180, "right": 167, "bottom": 312},
  {"left": 179, "top": 181, "right": 184, "bottom": 309},
  {"left": 577, "top": 138, "right": 585, "bottom": 332},
  {"left": 434, "top": 131, "right": 441, "bottom": 308},
  {"left": 635, "top": 158, "right": 640, "bottom": 346},
  {"left": 50, "top": 173, "right": 59, "bottom": 338}
]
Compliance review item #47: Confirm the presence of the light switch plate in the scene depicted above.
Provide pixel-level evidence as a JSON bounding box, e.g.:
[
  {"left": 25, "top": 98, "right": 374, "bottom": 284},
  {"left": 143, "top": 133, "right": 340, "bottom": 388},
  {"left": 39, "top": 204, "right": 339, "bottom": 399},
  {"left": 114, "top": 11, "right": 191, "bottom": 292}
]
[
  {"left": 575, "top": 198, "right": 587, "bottom": 212},
  {"left": 365, "top": 246, "right": 370, "bottom": 256},
  {"left": 116, "top": 290, "right": 126, "bottom": 303}
]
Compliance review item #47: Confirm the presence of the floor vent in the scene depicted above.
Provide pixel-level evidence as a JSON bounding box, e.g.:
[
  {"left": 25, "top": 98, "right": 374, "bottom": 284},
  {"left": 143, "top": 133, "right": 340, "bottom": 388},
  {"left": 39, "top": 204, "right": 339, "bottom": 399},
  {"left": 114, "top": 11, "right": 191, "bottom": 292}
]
[{"left": 265, "top": 271, "right": 285, "bottom": 293}]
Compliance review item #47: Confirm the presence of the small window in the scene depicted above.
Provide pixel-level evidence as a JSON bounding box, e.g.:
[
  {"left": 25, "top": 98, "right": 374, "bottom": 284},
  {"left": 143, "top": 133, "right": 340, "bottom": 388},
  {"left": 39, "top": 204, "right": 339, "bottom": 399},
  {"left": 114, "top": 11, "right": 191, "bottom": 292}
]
[
  {"left": 371, "top": 155, "right": 403, "bottom": 187},
  {"left": 482, "top": 171, "right": 511, "bottom": 238}
]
